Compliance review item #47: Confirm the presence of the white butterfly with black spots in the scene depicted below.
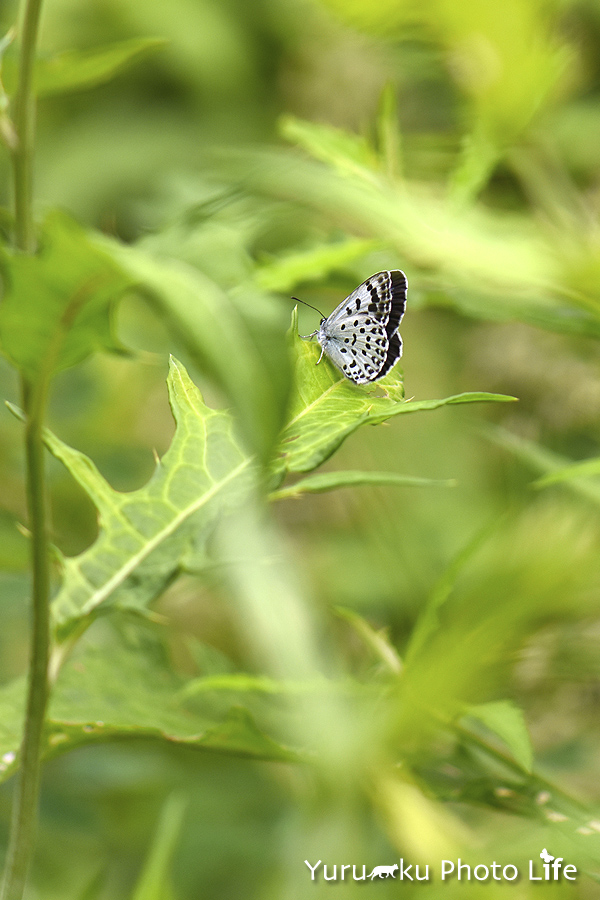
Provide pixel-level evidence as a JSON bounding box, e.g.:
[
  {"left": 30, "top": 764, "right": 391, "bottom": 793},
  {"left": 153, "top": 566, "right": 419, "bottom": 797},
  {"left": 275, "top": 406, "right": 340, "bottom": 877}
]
[{"left": 299, "top": 270, "right": 407, "bottom": 385}]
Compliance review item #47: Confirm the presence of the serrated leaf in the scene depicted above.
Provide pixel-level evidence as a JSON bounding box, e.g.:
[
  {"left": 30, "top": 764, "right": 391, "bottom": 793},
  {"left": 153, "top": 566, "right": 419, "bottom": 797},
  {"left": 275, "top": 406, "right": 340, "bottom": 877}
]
[
  {"left": 465, "top": 700, "right": 533, "bottom": 773},
  {"left": 2, "top": 38, "right": 165, "bottom": 98},
  {"left": 270, "top": 470, "right": 454, "bottom": 500},
  {"left": 0, "top": 212, "right": 129, "bottom": 381},
  {"left": 275, "top": 308, "right": 516, "bottom": 475},
  {"left": 48, "top": 358, "right": 253, "bottom": 638},
  {"left": 0, "top": 628, "right": 296, "bottom": 784}
]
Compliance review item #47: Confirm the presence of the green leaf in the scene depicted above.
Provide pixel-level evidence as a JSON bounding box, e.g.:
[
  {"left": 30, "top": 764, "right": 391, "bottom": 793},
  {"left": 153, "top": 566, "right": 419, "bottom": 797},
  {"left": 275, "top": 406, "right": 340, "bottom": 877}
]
[
  {"left": 48, "top": 358, "right": 253, "bottom": 638},
  {"left": 0, "top": 212, "right": 129, "bottom": 381},
  {"left": 426, "top": 725, "right": 600, "bottom": 868},
  {"left": 100, "top": 236, "right": 290, "bottom": 463},
  {"left": 376, "top": 82, "right": 402, "bottom": 181},
  {"left": 227, "top": 141, "right": 600, "bottom": 340},
  {"left": 0, "top": 627, "right": 297, "bottom": 785},
  {"left": 534, "top": 456, "right": 600, "bottom": 489},
  {"left": 405, "top": 517, "right": 504, "bottom": 666},
  {"left": 486, "top": 426, "right": 600, "bottom": 506},
  {"left": 181, "top": 674, "right": 290, "bottom": 698},
  {"left": 334, "top": 607, "right": 402, "bottom": 675},
  {"left": 275, "top": 308, "right": 515, "bottom": 475},
  {"left": 270, "top": 470, "right": 455, "bottom": 500},
  {"left": 130, "top": 793, "right": 187, "bottom": 900},
  {"left": 2, "top": 38, "right": 166, "bottom": 98},
  {"left": 463, "top": 700, "right": 534, "bottom": 773},
  {"left": 279, "top": 114, "right": 379, "bottom": 183},
  {"left": 254, "top": 238, "right": 379, "bottom": 293},
  {"left": 437, "top": 287, "right": 600, "bottom": 340}
]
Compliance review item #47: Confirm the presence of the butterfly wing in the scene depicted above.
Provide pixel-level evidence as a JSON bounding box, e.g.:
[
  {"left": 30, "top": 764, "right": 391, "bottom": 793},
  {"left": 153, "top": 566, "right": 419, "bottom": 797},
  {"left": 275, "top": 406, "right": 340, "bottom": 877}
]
[{"left": 319, "top": 270, "right": 407, "bottom": 384}]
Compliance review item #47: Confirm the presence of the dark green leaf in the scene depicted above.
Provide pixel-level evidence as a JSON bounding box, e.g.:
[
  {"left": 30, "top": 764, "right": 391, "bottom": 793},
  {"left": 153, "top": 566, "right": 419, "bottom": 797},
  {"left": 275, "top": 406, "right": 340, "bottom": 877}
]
[{"left": 0, "top": 628, "right": 297, "bottom": 785}]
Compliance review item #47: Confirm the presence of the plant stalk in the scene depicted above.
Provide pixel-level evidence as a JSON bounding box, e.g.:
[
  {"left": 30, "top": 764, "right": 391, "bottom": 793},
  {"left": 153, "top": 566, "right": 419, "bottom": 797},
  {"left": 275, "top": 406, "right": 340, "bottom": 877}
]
[
  {"left": 0, "top": 385, "right": 51, "bottom": 900},
  {"left": 1, "top": 0, "right": 50, "bottom": 896},
  {"left": 11, "top": 0, "right": 44, "bottom": 252}
]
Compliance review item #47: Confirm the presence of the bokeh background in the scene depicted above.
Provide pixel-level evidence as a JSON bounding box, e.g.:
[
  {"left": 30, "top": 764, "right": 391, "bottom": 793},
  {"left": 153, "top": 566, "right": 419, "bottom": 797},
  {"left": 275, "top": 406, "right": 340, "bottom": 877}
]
[{"left": 2, "top": 0, "right": 600, "bottom": 896}]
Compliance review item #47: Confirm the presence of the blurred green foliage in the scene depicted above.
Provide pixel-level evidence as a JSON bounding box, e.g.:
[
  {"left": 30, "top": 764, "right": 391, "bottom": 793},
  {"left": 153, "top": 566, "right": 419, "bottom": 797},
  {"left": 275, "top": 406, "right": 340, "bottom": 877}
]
[{"left": 2, "top": 0, "right": 600, "bottom": 897}]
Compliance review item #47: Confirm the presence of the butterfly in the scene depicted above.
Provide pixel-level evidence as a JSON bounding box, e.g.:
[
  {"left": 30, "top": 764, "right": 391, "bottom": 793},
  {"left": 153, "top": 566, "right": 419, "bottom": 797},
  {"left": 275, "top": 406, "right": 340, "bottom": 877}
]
[{"left": 295, "top": 270, "right": 407, "bottom": 385}]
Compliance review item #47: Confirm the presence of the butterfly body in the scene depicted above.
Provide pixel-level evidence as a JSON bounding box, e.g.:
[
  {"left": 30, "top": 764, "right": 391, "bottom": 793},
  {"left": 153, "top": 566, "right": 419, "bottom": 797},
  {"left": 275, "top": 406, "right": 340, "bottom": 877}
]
[{"left": 304, "top": 270, "right": 407, "bottom": 385}]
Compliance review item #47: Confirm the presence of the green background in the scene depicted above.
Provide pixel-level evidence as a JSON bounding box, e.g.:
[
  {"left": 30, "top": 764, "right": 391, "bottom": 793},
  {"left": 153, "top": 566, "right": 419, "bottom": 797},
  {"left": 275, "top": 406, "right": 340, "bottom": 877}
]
[{"left": 2, "top": 0, "right": 600, "bottom": 896}]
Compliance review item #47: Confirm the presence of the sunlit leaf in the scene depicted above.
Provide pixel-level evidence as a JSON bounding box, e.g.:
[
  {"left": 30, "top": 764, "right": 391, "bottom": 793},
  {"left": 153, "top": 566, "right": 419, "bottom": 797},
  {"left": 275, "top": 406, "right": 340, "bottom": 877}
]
[
  {"left": 47, "top": 358, "right": 253, "bottom": 638},
  {"left": 274, "top": 308, "right": 515, "bottom": 475}
]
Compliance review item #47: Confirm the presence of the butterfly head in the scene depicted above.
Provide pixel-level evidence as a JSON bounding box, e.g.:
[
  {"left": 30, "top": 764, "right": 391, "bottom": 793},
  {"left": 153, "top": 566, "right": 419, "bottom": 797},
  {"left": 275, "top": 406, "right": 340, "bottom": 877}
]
[{"left": 292, "top": 297, "right": 327, "bottom": 323}]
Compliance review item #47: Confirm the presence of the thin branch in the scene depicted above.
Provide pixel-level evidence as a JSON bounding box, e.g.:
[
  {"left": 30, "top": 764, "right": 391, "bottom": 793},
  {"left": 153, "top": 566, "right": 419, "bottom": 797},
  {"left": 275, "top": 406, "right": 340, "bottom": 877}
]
[{"left": 0, "top": 0, "right": 50, "bottom": 896}]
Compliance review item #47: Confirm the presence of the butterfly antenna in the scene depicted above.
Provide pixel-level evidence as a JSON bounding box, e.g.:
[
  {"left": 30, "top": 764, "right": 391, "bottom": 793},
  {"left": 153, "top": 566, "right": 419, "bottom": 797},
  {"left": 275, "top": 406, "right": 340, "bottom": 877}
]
[{"left": 291, "top": 296, "right": 326, "bottom": 320}]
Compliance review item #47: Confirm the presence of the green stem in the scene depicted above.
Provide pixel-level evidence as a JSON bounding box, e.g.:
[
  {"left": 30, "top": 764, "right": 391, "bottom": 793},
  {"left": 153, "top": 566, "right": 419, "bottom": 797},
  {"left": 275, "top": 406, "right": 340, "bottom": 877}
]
[
  {"left": 1, "top": 0, "right": 49, "bottom": 896},
  {"left": 12, "top": 0, "right": 43, "bottom": 252},
  {"left": 0, "top": 384, "right": 51, "bottom": 900}
]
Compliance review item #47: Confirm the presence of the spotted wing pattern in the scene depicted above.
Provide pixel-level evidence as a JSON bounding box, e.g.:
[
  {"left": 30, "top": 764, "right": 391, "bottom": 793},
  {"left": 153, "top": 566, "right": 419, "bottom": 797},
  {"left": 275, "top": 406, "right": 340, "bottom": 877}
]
[{"left": 318, "top": 270, "right": 407, "bottom": 384}]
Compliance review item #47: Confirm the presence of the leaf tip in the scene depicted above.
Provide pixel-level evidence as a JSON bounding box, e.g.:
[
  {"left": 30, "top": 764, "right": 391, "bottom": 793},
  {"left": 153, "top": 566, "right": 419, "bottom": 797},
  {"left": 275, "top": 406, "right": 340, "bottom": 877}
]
[
  {"left": 290, "top": 304, "right": 299, "bottom": 333},
  {"left": 5, "top": 400, "right": 24, "bottom": 422}
]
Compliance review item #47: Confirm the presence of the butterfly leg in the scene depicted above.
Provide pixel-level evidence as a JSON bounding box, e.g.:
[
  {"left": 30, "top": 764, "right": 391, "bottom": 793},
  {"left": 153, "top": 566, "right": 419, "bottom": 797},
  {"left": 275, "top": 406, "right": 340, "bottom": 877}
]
[
  {"left": 316, "top": 345, "right": 325, "bottom": 366},
  {"left": 299, "top": 330, "right": 318, "bottom": 339}
]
